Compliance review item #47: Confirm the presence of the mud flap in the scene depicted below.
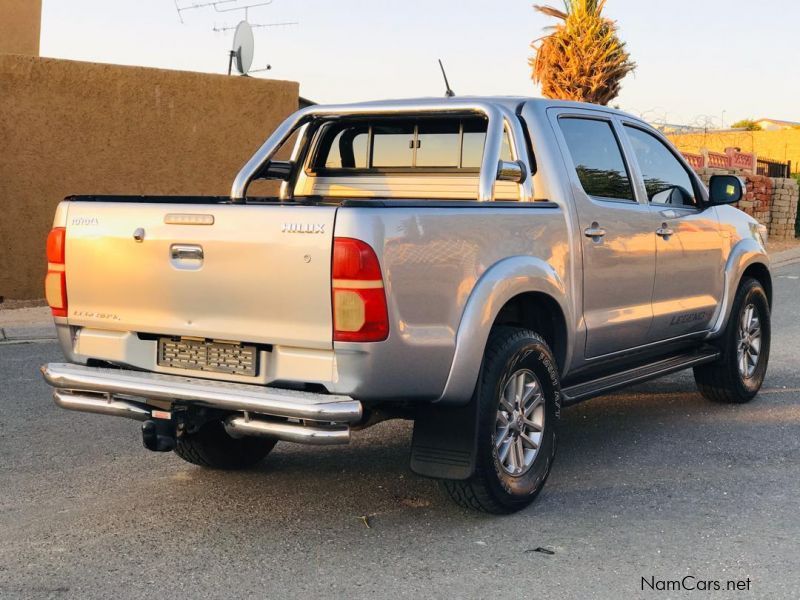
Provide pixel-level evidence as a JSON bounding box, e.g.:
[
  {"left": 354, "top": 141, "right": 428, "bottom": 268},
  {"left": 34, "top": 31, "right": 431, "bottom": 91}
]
[{"left": 410, "top": 393, "right": 480, "bottom": 480}]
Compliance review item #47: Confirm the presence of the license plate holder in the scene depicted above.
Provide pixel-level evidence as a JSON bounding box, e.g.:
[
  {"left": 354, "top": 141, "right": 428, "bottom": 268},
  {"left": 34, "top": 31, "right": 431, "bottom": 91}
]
[{"left": 157, "top": 337, "right": 257, "bottom": 377}]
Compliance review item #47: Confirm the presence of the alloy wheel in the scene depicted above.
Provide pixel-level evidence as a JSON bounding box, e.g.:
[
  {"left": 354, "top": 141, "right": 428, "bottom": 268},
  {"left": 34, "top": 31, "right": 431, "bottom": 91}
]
[{"left": 494, "top": 369, "right": 545, "bottom": 476}]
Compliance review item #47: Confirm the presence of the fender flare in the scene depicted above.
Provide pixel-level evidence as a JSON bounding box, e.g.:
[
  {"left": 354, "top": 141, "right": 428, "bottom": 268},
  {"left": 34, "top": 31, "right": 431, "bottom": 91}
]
[
  {"left": 709, "top": 237, "right": 770, "bottom": 336},
  {"left": 436, "top": 256, "right": 571, "bottom": 405}
]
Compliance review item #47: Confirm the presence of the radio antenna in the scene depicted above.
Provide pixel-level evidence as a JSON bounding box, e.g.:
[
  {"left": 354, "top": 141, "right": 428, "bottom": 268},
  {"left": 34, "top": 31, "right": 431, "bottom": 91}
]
[{"left": 438, "top": 59, "right": 455, "bottom": 98}]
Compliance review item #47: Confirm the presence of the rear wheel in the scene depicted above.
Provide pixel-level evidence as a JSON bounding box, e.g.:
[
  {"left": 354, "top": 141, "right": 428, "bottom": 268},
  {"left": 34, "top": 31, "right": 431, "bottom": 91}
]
[
  {"left": 174, "top": 419, "right": 276, "bottom": 470},
  {"left": 442, "top": 327, "right": 560, "bottom": 514},
  {"left": 694, "top": 277, "right": 770, "bottom": 403}
]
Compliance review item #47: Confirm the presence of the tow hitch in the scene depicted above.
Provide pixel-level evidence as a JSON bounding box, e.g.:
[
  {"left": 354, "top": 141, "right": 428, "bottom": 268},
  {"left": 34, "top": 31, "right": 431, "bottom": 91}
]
[{"left": 142, "top": 411, "right": 177, "bottom": 452}]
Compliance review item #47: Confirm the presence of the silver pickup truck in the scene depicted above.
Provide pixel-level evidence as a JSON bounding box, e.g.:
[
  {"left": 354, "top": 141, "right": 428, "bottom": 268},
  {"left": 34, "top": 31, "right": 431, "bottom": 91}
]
[{"left": 41, "top": 97, "right": 772, "bottom": 513}]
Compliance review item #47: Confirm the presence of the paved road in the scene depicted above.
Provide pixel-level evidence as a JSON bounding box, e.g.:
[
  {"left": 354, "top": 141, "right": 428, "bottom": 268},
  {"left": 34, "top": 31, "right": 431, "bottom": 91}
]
[{"left": 2, "top": 263, "right": 799, "bottom": 599}]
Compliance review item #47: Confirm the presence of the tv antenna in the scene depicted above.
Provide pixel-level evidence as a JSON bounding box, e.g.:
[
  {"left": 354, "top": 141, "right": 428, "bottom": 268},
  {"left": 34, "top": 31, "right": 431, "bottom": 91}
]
[
  {"left": 175, "top": 0, "right": 274, "bottom": 24},
  {"left": 174, "top": 0, "right": 298, "bottom": 74},
  {"left": 438, "top": 59, "right": 455, "bottom": 98}
]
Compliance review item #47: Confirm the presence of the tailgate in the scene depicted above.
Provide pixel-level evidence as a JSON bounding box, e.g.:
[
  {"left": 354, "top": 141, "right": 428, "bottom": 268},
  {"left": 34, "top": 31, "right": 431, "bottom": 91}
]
[{"left": 64, "top": 201, "right": 337, "bottom": 349}]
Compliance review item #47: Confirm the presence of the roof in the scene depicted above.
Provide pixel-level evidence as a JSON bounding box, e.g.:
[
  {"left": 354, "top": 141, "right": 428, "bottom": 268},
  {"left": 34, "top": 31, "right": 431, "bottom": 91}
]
[
  {"left": 755, "top": 118, "right": 800, "bottom": 127},
  {"left": 311, "top": 95, "right": 644, "bottom": 123}
]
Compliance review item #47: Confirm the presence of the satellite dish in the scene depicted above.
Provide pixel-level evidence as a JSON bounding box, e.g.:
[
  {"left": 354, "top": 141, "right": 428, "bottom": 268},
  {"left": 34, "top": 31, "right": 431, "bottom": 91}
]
[{"left": 232, "top": 20, "right": 254, "bottom": 75}]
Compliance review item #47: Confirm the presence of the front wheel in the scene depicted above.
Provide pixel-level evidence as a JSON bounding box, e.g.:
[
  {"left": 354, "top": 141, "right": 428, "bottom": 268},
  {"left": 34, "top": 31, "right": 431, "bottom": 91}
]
[
  {"left": 694, "top": 277, "right": 771, "bottom": 403},
  {"left": 442, "top": 327, "right": 560, "bottom": 514}
]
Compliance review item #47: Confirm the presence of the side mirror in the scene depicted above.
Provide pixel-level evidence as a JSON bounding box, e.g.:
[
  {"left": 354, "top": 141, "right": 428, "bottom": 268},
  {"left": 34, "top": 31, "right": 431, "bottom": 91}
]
[
  {"left": 708, "top": 175, "right": 744, "bottom": 205},
  {"left": 496, "top": 160, "right": 527, "bottom": 184},
  {"left": 255, "top": 160, "right": 294, "bottom": 181},
  {"left": 651, "top": 185, "right": 693, "bottom": 206}
]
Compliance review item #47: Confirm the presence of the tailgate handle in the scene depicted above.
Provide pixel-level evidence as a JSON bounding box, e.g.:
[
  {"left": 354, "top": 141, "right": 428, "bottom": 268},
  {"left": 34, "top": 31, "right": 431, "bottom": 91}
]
[{"left": 171, "top": 245, "right": 204, "bottom": 261}]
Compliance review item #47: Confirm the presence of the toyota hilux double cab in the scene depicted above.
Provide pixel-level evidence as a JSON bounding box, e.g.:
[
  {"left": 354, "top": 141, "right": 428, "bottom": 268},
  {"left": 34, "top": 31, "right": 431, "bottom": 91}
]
[{"left": 41, "top": 97, "right": 771, "bottom": 513}]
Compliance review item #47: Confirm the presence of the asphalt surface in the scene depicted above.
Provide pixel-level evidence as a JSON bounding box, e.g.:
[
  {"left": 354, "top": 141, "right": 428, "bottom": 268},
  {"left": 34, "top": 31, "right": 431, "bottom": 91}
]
[{"left": 2, "top": 263, "right": 799, "bottom": 599}]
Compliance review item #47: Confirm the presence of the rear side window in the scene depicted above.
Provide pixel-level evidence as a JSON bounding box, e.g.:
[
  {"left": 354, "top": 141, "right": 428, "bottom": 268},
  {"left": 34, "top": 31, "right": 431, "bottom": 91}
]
[
  {"left": 311, "top": 117, "right": 513, "bottom": 172},
  {"left": 559, "top": 117, "right": 635, "bottom": 201},
  {"left": 624, "top": 125, "right": 697, "bottom": 207},
  {"left": 321, "top": 124, "right": 369, "bottom": 168}
]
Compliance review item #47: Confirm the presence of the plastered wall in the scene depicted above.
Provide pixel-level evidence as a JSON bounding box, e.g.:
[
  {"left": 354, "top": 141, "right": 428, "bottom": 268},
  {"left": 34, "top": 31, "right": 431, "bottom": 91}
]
[
  {"left": 0, "top": 0, "right": 41, "bottom": 55},
  {"left": 0, "top": 55, "right": 298, "bottom": 299}
]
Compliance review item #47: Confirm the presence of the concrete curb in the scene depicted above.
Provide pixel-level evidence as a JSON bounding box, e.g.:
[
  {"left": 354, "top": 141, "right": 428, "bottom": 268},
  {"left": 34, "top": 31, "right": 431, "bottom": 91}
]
[
  {"left": 0, "top": 323, "right": 57, "bottom": 343},
  {"left": 771, "top": 246, "right": 800, "bottom": 269}
]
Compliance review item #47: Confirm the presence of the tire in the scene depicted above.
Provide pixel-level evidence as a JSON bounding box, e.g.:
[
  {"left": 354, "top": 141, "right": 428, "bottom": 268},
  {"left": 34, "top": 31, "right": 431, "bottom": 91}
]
[
  {"left": 174, "top": 419, "right": 276, "bottom": 470},
  {"left": 442, "top": 327, "right": 560, "bottom": 514},
  {"left": 694, "top": 277, "right": 770, "bottom": 404}
]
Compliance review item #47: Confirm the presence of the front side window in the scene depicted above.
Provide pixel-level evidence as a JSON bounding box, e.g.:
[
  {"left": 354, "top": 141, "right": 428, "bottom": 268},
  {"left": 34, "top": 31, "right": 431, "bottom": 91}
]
[
  {"left": 311, "top": 116, "right": 513, "bottom": 172},
  {"left": 624, "top": 125, "right": 697, "bottom": 207},
  {"left": 559, "top": 117, "right": 635, "bottom": 201}
]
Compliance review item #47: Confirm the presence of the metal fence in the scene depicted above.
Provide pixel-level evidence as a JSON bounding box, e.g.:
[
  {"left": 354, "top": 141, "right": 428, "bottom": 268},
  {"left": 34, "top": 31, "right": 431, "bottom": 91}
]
[{"left": 757, "top": 158, "right": 792, "bottom": 178}]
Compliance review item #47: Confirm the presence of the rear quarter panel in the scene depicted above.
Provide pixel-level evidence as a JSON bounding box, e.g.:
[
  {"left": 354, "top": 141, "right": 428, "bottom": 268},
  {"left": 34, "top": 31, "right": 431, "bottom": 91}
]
[{"left": 331, "top": 204, "right": 570, "bottom": 401}]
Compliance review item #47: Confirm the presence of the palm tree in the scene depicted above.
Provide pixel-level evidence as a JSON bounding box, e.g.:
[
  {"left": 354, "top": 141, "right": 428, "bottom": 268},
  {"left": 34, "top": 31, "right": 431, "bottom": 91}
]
[{"left": 530, "top": 0, "right": 635, "bottom": 106}]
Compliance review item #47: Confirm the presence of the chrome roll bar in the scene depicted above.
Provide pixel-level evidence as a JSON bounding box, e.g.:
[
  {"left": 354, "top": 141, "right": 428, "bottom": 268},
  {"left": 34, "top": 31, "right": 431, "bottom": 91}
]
[{"left": 231, "top": 99, "right": 533, "bottom": 203}]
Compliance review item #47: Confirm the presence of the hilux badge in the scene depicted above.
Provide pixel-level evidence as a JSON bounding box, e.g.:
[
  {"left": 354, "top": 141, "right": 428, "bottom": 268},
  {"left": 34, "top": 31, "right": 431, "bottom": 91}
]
[{"left": 282, "top": 223, "right": 325, "bottom": 234}]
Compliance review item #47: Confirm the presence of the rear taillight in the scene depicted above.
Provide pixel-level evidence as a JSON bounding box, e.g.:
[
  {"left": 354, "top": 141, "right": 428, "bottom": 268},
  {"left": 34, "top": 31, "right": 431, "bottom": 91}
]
[
  {"left": 332, "top": 238, "right": 389, "bottom": 342},
  {"left": 45, "top": 227, "right": 68, "bottom": 317}
]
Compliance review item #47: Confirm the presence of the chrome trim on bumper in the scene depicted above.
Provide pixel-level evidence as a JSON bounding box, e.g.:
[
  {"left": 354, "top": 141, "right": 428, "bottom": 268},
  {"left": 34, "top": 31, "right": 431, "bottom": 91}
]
[
  {"left": 53, "top": 389, "right": 151, "bottom": 421},
  {"left": 224, "top": 416, "right": 350, "bottom": 445},
  {"left": 41, "top": 362, "right": 363, "bottom": 424}
]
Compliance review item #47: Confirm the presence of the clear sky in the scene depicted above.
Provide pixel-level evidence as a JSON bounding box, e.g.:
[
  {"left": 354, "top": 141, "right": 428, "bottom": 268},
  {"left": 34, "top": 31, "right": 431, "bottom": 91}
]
[{"left": 40, "top": 0, "right": 800, "bottom": 126}]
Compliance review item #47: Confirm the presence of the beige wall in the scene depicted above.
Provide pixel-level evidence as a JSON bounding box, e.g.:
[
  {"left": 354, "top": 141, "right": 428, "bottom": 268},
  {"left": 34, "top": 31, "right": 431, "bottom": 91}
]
[
  {"left": 0, "top": 0, "right": 41, "bottom": 55},
  {"left": 668, "top": 128, "right": 800, "bottom": 169},
  {"left": 0, "top": 55, "right": 298, "bottom": 299}
]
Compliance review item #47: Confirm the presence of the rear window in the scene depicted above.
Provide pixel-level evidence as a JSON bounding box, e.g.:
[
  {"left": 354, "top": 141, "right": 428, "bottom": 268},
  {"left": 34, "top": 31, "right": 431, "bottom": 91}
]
[
  {"left": 559, "top": 117, "right": 635, "bottom": 201},
  {"left": 311, "top": 117, "right": 513, "bottom": 173}
]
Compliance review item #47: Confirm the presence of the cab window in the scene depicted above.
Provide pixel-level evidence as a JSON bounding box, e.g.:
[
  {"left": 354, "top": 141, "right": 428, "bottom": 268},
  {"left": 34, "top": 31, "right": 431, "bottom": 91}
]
[
  {"left": 559, "top": 117, "right": 635, "bottom": 201},
  {"left": 624, "top": 125, "right": 697, "bottom": 208},
  {"left": 311, "top": 117, "right": 513, "bottom": 173}
]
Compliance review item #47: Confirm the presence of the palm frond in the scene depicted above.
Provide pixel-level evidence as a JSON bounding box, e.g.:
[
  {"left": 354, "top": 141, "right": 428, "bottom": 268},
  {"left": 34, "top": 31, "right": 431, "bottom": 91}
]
[
  {"left": 533, "top": 4, "right": 568, "bottom": 20},
  {"left": 530, "top": 0, "right": 635, "bottom": 105}
]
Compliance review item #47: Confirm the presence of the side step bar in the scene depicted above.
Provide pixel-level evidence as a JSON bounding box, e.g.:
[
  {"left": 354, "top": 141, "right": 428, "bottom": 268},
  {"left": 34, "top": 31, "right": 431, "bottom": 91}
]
[{"left": 561, "top": 348, "right": 720, "bottom": 405}]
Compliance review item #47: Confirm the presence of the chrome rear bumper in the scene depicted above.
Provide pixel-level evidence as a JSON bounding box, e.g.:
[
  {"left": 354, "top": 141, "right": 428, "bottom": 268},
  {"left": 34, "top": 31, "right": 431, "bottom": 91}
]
[{"left": 41, "top": 362, "right": 362, "bottom": 445}]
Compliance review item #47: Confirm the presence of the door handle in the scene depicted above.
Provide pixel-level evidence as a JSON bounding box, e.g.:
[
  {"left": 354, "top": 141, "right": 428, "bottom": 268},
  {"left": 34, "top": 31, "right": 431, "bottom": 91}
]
[
  {"left": 584, "top": 223, "right": 606, "bottom": 240},
  {"left": 656, "top": 224, "right": 674, "bottom": 238},
  {"left": 171, "top": 244, "right": 204, "bottom": 260}
]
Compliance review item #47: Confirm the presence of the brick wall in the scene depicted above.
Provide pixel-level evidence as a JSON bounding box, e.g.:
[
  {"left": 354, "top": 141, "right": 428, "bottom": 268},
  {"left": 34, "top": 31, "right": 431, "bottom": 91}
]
[
  {"left": 770, "top": 177, "right": 800, "bottom": 240},
  {"left": 694, "top": 167, "right": 798, "bottom": 241}
]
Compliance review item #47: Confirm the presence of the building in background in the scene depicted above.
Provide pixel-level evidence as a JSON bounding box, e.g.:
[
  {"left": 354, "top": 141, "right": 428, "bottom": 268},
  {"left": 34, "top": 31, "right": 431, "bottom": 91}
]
[
  {"left": 0, "top": 0, "right": 41, "bottom": 56},
  {"left": 753, "top": 118, "right": 800, "bottom": 132},
  {"left": 0, "top": 0, "right": 299, "bottom": 300}
]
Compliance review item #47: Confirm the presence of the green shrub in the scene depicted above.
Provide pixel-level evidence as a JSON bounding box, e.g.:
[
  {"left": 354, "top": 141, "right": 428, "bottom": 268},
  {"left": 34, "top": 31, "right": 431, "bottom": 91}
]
[{"left": 731, "top": 119, "right": 762, "bottom": 131}]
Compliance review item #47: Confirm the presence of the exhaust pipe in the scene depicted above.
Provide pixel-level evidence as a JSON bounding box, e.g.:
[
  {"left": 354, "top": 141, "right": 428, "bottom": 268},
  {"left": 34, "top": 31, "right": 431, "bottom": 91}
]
[
  {"left": 225, "top": 415, "right": 350, "bottom": 445},
  {"left": 53, "top": 389, "right": 150, "bottom": 421}
]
